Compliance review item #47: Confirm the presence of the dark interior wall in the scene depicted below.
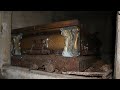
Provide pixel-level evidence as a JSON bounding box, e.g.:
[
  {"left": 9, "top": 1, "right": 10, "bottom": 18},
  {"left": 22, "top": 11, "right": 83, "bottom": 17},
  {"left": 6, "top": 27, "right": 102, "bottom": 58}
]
[
  {"left": 12, "top": 11, "right": 53, "bottom": 29},
  {"left": 52, "top": 11, "right": 116, "bottom": 63}
]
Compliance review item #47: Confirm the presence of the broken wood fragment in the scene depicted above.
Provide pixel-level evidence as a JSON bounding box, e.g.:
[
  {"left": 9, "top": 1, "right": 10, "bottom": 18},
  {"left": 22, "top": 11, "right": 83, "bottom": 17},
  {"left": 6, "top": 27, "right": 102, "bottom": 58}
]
[
  {"left": 102, "top": 70, "right": 112, "bottom": 79},
  {"left": 62, "top": 70, "right": 112, "bottom": 79},
  {"left": 62, "top": 71, "right": 105, "bottom": 77}
]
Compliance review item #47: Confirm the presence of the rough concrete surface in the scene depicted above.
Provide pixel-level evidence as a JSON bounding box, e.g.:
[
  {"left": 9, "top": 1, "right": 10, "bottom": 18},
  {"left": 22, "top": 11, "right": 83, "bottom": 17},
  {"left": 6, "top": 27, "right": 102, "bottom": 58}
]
[
  {"left": 115, "top": 13, "right": 120, "bottom": 79},
  {"left": 0, "top": 11, "right": 11, "bottom": 68}
]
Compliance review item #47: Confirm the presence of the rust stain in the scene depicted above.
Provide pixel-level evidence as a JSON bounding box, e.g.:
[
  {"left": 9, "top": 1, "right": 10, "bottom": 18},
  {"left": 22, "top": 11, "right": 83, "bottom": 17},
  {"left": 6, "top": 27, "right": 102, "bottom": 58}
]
[{"left": 11, "top": 55, "right": 97, "bottom": 73}]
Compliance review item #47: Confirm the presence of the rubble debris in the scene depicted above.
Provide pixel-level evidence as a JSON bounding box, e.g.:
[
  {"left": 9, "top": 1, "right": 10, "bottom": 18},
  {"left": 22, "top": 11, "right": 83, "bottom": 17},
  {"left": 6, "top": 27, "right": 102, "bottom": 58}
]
[
  {"left": 100, "top": 64, "right": 111, "bottom": 72},
  {"left": 45, "top": 63, "right": 55, "bottom": 73},
  {"left": 29, "top": 64, "right": 39, "bottom": 71},
  {"left": 102, "top": 70, "right": 112, "bottom": 79},
  {"left": 84, "top": 60, "right": 112, "bottom": 72}
]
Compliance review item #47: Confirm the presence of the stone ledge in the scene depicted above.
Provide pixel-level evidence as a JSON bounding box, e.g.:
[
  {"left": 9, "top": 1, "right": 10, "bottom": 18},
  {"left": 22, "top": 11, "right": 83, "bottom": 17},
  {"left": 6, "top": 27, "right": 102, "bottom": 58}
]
[{"left": 1, "top": 65, "right": 101, "bottom": 79}]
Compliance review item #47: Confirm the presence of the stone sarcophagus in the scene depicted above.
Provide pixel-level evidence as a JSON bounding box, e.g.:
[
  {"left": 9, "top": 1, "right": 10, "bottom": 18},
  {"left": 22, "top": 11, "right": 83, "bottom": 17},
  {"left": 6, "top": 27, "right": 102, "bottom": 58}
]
[{"left": 11, "top": 19, "right": 101, "bottom": 73}]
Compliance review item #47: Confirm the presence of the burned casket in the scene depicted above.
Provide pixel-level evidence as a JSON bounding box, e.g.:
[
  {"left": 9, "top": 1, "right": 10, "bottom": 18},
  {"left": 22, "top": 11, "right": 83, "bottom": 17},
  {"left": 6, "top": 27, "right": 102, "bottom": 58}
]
[{"left": 11, "top": 19, "right": 112, "bottom": 78}]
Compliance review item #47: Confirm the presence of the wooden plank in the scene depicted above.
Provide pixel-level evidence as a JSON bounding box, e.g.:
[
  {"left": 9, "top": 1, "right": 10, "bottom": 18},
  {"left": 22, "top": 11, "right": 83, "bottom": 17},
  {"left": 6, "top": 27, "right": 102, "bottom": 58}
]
[{"left": 62, "top": 70, "right": 112, "bottom": 79}]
